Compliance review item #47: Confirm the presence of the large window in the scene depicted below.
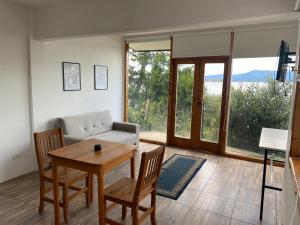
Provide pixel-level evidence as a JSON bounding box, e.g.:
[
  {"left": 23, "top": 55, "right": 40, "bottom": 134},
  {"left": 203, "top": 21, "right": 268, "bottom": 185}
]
[
  {"left": 226, "top": 57, "right": 292, "bottom": 157},
  {"left": 128, "top": 49, "right": 170, "bottom": 143}
]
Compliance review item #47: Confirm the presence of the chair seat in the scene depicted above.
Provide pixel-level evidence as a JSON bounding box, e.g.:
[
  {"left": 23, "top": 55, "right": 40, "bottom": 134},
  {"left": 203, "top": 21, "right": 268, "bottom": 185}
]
[
  {"left": 104, "top": 177, "right": 153, "bottom": 204},
  {"left": 43, "top": 167, "right": 88, "bottom": 185},
  {"left": 103, "top": 146, "right": 165, "bottom": 225},
  {"left": 104, "top": 177, "right": 136, "bottom": 203}
]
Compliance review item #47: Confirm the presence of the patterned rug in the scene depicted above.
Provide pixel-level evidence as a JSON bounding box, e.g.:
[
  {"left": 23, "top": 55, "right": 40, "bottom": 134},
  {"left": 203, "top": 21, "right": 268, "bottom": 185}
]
[{"left": 157, "top": 154, "right": 206, "bottom": 200}]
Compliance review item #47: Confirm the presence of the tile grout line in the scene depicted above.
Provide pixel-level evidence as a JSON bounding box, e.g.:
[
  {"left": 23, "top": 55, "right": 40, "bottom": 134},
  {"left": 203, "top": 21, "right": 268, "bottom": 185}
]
[{"left": 229, "top": 163, "right": 243, "bottom": 223}]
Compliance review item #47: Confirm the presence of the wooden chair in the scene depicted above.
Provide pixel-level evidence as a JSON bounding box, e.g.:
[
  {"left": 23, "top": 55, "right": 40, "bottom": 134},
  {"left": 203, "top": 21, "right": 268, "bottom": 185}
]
[
  {"left": 34, "top": 128, "right": 92, "bottom": 223},
  {"left": 104, "top": 145, "right": 165, "bottom": 225}
]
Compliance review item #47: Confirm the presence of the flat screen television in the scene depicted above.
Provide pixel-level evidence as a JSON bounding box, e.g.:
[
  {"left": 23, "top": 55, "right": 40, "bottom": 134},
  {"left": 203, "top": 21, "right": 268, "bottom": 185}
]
[{"left": 276, "top": 40, "right": 295, "bottom": 82}]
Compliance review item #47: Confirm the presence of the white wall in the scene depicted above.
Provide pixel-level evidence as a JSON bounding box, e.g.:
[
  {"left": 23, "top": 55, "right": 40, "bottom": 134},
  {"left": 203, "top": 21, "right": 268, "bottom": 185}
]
[
  {"left": 0, "top": 1, "right": 33, "bottom": 183},
  {"left": 30, "top": 35, "right": 124, "bottom": 132},
  {"left": 0, "top": 6, "right": 124, "bottom": 183},
  {"left": 33, "top": 0, "right": 296, "bottom": 40}
]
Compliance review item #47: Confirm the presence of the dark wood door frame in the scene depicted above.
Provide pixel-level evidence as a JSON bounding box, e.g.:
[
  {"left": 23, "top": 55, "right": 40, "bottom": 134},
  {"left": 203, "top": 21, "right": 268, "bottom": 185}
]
[
  {"left": 200, "top": 57, "right": 231, "bottom": 155},
  {"left": 167, "top": 56, "right": 230, "bottom": 154},
  {"left": 167, "top": 58, "right": 200, "bottom": 149}
]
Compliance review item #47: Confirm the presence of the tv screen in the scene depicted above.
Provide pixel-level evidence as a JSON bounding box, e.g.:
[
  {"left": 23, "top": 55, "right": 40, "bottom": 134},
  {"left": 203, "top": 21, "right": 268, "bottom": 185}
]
[{"left": 276, "top": 40, "right": 290, "bottom": 82}]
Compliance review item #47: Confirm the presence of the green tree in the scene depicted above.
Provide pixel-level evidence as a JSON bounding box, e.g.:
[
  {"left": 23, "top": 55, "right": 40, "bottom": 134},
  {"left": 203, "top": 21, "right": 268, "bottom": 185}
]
[
  {"left": 175, "top": 65, "right": 194, "bottom": 137},
  {"left": 201, "top": 93, "right": 222, "bottom": 142},
  {"left": 227, "top": 78, "right": 292, "bottom": 153},
  {"left": 128, "top": 50, "right": 170, "bottom": 132}
]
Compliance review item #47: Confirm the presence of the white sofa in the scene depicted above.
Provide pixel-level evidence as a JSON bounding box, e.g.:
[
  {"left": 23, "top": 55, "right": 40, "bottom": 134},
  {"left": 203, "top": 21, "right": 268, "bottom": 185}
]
[{"left": 56, "top": 110, "right": 140, "bottom": 147}]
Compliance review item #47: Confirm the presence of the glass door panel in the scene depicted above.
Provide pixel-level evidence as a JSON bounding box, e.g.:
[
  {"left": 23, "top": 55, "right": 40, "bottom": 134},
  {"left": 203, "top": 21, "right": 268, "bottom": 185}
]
[
  {"left": 200, "top": 63, "right": 225, "bottom": 143},
  {"left": 170, "top": 57, "right": 229, "bottom": 153},
  {"left": 175, "top": 64, "right": 195, "bottom": 138}
]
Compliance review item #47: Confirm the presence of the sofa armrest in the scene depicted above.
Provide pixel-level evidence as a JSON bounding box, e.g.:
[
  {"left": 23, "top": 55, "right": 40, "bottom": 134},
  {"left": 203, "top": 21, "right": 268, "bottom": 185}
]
[
  {"left": 64, "top": 135, "right": 83, "bottom": 146},
  {"left": 113, "top": 122, "right": 140, "bottom": 134}
]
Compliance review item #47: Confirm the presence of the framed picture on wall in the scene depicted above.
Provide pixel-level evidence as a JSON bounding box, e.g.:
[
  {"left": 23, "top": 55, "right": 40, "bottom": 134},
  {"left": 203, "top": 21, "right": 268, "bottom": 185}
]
[
  {"left": 94, "top": 65, "right": 108, "bottom": 90},
  {"left": 62, "top": 62, "right": 81, "bottom": 91}
]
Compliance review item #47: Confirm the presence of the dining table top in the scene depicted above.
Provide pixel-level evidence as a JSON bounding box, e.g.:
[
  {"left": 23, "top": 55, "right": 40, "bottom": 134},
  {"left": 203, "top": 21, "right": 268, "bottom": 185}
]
[{"left": 48, "top": 139, "right": 136, "bottom": 166}]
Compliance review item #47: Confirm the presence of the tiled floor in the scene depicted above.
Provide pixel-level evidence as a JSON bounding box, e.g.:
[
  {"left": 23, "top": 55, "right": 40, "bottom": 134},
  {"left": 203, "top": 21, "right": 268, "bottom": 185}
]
[{"left": 0, "top": 142, "right": 283, "bottom": 225}]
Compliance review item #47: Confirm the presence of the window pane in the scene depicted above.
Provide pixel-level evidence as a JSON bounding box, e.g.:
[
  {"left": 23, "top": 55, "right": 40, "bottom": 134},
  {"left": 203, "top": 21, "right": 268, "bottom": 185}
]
[
  {"left": 128, "top": 50, "right": 170, "bottom": 143},
  {"left": 175, "top": 64, "right": 195, "bottom": 138},
  {"left": 227, "top": 57, "right": 291, "bottom": 159},
  {"left": 200, "top": 63, "right": 224, "bottom": 143}
]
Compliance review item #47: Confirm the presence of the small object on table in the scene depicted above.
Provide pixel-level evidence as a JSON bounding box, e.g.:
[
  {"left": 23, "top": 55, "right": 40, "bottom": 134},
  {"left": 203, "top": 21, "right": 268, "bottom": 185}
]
[
  {"left": 259, "top": 128, "right": 288, "bottom": 220},
  {"left": 95, "top": 144, "right": 102, "bottom": 152}
]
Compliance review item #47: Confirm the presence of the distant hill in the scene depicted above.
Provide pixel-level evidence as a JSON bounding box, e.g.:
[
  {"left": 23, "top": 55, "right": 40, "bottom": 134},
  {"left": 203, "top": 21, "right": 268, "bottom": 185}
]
[{"left": 205, "top": 70, "right": 293, "bottom": 82}]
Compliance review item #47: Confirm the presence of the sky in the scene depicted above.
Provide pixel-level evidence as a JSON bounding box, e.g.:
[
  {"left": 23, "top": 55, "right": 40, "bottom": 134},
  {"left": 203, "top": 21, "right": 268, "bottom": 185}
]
[
  {"left": 205, "top": 57, "right": 279, "bottom": 76},
  {"left": 232, "top": 57, "right": 279, "bottom": 74}
]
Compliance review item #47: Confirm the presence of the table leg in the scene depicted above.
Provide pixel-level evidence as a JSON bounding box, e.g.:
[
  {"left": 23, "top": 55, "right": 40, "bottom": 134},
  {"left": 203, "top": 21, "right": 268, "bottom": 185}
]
[
  {"left": 52, "top": 158, "right": 60, "bottom": 225},
  {"left": 90, "top": 173, "right": 94, "bottom": 203},
  {"left": 98, "top": 167, "right": 105, "bottom": 225},
  {"left": 130, "top": 154, "right": 135, "bottom": 179},
  {"left": 260, "top": 149, "right": 268, "bottom": 220}
]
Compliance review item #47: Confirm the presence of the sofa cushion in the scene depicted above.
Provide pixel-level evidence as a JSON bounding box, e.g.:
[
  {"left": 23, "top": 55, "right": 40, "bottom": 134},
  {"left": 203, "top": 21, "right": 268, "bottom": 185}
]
[
  {"left": 85, "top": 130, "right": 138, "bottom": 145},
  {"left": 61, "top": 110, "right": 113, "bottom": 138}
]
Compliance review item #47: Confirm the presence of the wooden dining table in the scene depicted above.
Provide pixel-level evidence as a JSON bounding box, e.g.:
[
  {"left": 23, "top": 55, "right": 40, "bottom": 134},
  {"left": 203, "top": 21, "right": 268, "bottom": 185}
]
[{"left": 48, "top": 138, "right": 136, "bottom": 225}]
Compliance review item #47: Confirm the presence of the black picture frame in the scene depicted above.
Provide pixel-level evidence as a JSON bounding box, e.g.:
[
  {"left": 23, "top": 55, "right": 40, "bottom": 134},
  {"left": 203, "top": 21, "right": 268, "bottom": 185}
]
[
  {"left": 62, "top": 62, "right": 81, "bottom": 91},
  {"left": 94, "top": 65, "right": 108, "bottom": 90}
]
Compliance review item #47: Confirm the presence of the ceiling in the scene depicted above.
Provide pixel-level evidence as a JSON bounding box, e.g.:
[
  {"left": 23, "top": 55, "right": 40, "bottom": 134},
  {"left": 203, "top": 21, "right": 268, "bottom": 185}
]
[{"left": 6, "top": 0, "right": 69, "bottom": 8}]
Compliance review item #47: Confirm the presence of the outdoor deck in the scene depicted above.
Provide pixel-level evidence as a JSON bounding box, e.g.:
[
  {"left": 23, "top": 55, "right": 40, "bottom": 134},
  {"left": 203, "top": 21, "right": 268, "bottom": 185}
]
[
  {"left": 140, "top": 132, "right": 265, "bottom": 160},
  {"left": 140, "top": 131, "right": 167, "bottom": 143}
]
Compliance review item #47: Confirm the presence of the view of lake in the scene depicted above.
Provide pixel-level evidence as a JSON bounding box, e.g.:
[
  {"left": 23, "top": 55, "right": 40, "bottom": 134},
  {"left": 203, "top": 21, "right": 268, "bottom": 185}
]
[
  {"left": 204, "top": 69, "right": 294, "bottom": 95},
  {"left": 205, "top": 81, "right": 265, "bottom": 95}
]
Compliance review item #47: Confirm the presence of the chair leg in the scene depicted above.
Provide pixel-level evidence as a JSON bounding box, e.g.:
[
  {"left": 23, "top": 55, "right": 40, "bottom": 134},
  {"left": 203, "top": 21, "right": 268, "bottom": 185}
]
[
  {"left": 38, "top": 180, "right": 45, "bottom": 214},
  {"left": 104, "top": 199, "right": 107, "bottom": 222},
  {"left": 150, "top": 191, "right": 157, "bottom": 225},
  {"left": 122, "top": 205, "right": 127, "bottom": 220},
  {"left": 63, "top": 184, "right": 69, "bottom": 223},
  {"left": 85, "top": 175, "right": 90, "bottom": 208},
  {"left": 89, "top": 173, "right": 93, "bottom": 203},
  {"left": 132, "top": 206, "right": 139, "bottom": 225}
]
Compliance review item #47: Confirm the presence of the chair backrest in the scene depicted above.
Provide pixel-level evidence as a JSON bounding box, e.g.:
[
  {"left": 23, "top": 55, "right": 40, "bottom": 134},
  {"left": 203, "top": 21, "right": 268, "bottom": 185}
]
[
  {"left": 34, "top": 128, "right": 64, "bottom": 175},
  {"left": 134, "top": 145, "right": 165, "bottom": 202}
]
